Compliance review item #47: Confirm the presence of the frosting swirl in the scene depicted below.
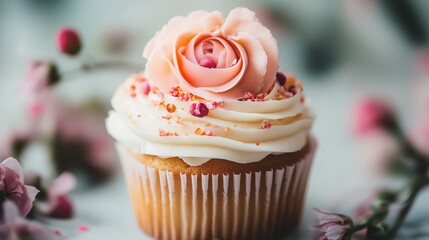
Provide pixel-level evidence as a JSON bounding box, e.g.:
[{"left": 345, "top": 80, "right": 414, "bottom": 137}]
[
  {"left": 106, "top": 74, "right": 314, "bottom": 166},
  {"left": 106, "top": 8, "right": 314, "bottom": 166}
]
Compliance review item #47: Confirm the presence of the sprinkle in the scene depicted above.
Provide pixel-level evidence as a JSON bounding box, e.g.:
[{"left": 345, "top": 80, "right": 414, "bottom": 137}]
[
  {"left": 194, "top": 128, "right": 202, "bottom": 135},
  {"left": 137, "top": 114, "right": 141, "bottom": 118},
  {"left": 175, "top": 117, "right": 183, "bottom": 124},
  {"left": 130, "top": 93, "right": 137, "bottom": 98},
  {"left": 224, "top": 127, "right": 231, "bottom": 133},
  {"left": 288, "top": 85, "right": 297, "bottom": 95},
  {"left": 206, "top": 100, "right": 224, "bottom": 110},
  {"left": 169, "top": 86, "right": 181, "bottom": 97},
  {"left": 77, "top": 225, "right": 89, "bottom": 232},
  {"left": 159, "top": 129, "right": 179, "bottom": 136},
  {"left": 189, "top": 102, "right": 209, "bottom": 117},
  {"left": 162, "top": 114, "right": 172, "bottom": 120},
  {"left": 130, "top": 85, "right": 136, "bottom": 90},
  {"left": 276, "top": 72, "right": 286, "bottom": 85},
  {"left": 278, "top": 87, "right": 293, "bottom": 98},
  {"left": 180, "top": 92, "right": 194, "bottom": 102},
  {"left": 53, "top": 229, "right": 61, "bottom": 235},
  {"left": 194, "top": 128, "right": 213, "bottom": 136},
  {"left": 141, "top": 82, "right": 151, "bottom": 95},
  {"left": 135, "top": 75, "right": 146, "bottom": 82},
  {"left": 166, "top": 103, "right": 176, "bottom": 113},
  {"left": 255, "top": 93, "right": 266, "bottom": 101},
  {"left": 261, "top": 120, "right": 272, "bottom": 129}
]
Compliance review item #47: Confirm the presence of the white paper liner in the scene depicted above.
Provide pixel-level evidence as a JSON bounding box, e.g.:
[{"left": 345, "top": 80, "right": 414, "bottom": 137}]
[{"left": 117, "top": 137, "right": 316, "bottom": 240}]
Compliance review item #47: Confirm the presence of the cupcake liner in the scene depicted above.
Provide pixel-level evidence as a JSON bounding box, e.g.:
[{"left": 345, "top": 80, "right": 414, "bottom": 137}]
[{"left": 117, "top": 138, "right": 316, "bottom": 240}]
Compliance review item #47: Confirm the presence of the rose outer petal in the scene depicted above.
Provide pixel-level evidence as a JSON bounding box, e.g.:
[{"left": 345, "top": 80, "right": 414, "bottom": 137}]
[
  {"left": 222, "top": 7, "right": 278, "bottom": 94},
  {"left": 2, "top": 158, "right": 24, "bottom": 183}
]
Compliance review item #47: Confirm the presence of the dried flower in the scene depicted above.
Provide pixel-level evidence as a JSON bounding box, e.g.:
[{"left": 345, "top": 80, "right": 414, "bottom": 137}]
[
  {"left": 56, "top": 28, "right": 82, "bottom": 56},
  {"left": 189, "top": 102, "right": 209, "bottom": 117},
  {"left": 261, "top": 120, "right": 272, "bottom": 129},
  {"left": 36, "top": 172, "right": 76, "bottom": 219},
  {"left": 0, "top": 201, "right": 56, "bottom": 240},
  {"left": 0, "top": 158, "right": 39, "bottom": 219},
  {"left": 312, "top": 208, "right": 353, "bottom": 240},
  {"left": 352, "top": 98, "right": 394, "bottom": 135}
]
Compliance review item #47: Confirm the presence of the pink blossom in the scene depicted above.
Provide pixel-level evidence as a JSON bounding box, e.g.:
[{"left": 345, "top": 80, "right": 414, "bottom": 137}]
[
  {"left": 23, "top": 60, "right": 59, "bottom": 119},
  {"left": 0, "top": 201, "right": 56, "bottom": 240},
  {"left": 352, "top": 98, "right": 394, "bottom": 135},
  {"left": 56, "top": 28, "right": 82, "bottom": 56},
  {"left": 313, "top": 208, "right": 353, "bottom": 240},
  {"left": 51, "top": 101, "right": 118, "bottom": 182},
  {"left": 359, "top": 131, "right": 400, "bottom": 174},
  {"left": 409, "top": 106, "right": 429, "bottom": 157},
  {"left": 36, "top": 172, "right": 76, "bottom": 219},
  {"left": 0, "top": 158, "right": 38, "bottom": 218}
]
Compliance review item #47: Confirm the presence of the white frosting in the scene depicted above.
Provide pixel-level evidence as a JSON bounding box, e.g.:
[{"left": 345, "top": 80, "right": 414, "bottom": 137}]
[{"left": 106, "top": 76, "right": 314, "bottom": 166}]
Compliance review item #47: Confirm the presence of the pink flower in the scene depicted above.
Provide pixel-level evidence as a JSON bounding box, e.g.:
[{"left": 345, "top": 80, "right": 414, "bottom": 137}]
[
  {"left": 312, "top": 208, "right": 353, "bottom": 240},
  {"left": 56, "top": 28, "right": 82, "bottom": 56},
  {"left": 25, "top": 61, "right": 60, "bottom": 90},
  {"left": 359, "top": 131, "right": 400, "bottom": 174},
  {"left": 0, "top": 158, "right": 38, "bottom": 218},
  {"left": 51, "top": 101, "right": 118, "bottom": 182},
  {"left": 409, "top": 105, "right": 429, "bottom": 157},
  {"left": 23, "top": 60, "right": 60, "bottom": 119},
  {"left": 0, "top": 201, "right": 56, "bottom": 240},
  {"left": 352, "top": 98, "right": 394, "bottom": 135},
  {"left": 143, "top": 8, "right": 279, "bottom": 100},
  {"left": 36, "top": 173, "right": 75, "bottom": 219}
]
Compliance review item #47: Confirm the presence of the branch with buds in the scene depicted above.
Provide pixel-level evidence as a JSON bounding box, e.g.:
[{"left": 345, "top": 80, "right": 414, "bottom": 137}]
[{"left": 313, "top": 98, "right": 429, "bottom": 240}]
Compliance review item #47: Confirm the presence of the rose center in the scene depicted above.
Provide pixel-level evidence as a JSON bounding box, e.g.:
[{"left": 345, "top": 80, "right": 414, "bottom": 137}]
[{"left": 192, "top": 37, "right": 239, "bottom": 69}]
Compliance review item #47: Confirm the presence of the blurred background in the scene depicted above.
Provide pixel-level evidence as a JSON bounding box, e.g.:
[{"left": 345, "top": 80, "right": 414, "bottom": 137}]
[{"left": 1, "top": 0, "right": 429, "bottom": 239}]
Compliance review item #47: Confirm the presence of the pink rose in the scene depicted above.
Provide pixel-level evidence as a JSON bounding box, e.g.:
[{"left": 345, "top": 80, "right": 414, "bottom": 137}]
[{"left": 143, "top": 8, "right": 279, "bottom": 100}]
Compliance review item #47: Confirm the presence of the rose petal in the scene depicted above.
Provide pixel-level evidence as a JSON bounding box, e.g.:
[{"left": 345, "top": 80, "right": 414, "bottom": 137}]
[
  {"left": 49, "top": 172, "right": 76, "bottom": 197},
  {"left": 1, "top": 158, "right": 24, "bottom": 183},
  {"left": 25, "top": 186, "right": 39, "bottom": 202},
  {"left": 222, "top": 7, "right": 278, "bottom": 94}
]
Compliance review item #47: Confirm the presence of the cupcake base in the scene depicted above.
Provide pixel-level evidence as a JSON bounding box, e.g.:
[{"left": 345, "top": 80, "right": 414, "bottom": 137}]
[{"left": 117, "top": 137, "right": 316, "bottom": 240}]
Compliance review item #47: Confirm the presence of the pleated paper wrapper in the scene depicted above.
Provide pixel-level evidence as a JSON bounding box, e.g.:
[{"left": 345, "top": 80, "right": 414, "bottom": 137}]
[{"left": 117, "top": 139, "right": 316, "bottom": 240}]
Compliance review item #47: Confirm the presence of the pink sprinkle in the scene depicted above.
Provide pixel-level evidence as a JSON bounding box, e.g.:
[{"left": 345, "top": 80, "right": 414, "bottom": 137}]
[
  {"left": 53, "top": 229, "right": 61, "bottom": 235},
  {"left": 206, "top": 100, "right": 224, "bottom": 110},
  {"left": 189, "top": 102, "right": 209, "bottom": 117},
  {"left": 141, "top": 82, "right": 151, "bottom": 95},
  {"left": 261, "top": 120, "right": 272, "bottom": 129},
  {"left": 77, "top": 225, "right": 89, "bottom": 232},
  {"left": 137, "top": 115, "right": 141, "bottom": 118},
  {"left": 198, "top": 58, "right": 217, "bottom": 69}
]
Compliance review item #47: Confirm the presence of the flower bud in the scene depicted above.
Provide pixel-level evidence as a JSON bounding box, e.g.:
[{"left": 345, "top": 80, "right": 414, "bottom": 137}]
[
  {"left": 56, "top": 28, "right": 82, "bottom": 56},
  {"left": 352, "top": 98, "right": 395, "bottom": 135}
]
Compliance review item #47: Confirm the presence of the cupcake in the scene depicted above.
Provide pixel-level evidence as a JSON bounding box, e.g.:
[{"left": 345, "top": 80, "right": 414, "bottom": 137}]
[{"left": 106, "top": 7, "right": 316, "bottom": 240}]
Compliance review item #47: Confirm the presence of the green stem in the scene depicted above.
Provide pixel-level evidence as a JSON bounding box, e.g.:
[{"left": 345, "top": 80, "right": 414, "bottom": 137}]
[
  {"left": 61, "top": 61, "right": 143, "bottom": 78},
  {"left": 382, "top": 177, "right": 429, "bottom": 239}
]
